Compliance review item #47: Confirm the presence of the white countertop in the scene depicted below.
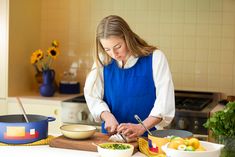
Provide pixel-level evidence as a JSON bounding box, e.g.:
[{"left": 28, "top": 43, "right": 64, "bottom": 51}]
[
  {"left": 0, "top": 145, "right": 147, "bottom": 157},
  {"left": 8, "top": 92, "right": 81, "bottom": 102}
]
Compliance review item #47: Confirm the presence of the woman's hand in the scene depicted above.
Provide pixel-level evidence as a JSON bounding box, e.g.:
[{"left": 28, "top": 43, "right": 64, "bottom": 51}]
[
  {"left": 117, "top": 123, "right": 146, "bottom": 139},
  {"left": 100, "top": 111, "right": 119, "bottom": 135}
]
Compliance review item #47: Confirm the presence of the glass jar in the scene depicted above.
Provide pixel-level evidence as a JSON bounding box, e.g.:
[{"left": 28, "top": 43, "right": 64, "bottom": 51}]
[{"left": 216, "top": 135, "right": 235, "bottom": 157}]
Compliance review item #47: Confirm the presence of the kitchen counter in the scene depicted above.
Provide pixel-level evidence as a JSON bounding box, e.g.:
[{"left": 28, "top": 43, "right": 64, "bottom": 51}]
[
  {"left": 8, "top": 92, "right": 81, "bottom": 102},
  {"left": 0, "top": 145, "right": 146, "bottom": 157}
]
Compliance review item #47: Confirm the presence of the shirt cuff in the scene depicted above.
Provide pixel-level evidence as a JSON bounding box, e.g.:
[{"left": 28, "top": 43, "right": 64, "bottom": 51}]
[
  {"left": 155, "top": 116, "right": 174, "bottom": 130},
  {"left": 149, "top": 110, "right": 175, "bottom": 130},
  {"left": 91, "top": 102, "right": 110, "bottom": 122}
]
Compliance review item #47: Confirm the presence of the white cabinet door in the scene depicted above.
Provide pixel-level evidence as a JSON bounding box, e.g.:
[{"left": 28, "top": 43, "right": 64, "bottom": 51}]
[
  {"left": 0, "top": 0, "right": 9, "bottom": 99},
  {"left": 0, "top": 99, "right": 7, "bottom": 115},
  {"left": 8, "top": 98, "right": 62, "bottom": 134}
]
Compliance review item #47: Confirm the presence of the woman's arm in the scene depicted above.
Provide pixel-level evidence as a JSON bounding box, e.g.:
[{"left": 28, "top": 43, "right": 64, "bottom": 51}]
[
  {"left": 84, "top": 63, "right": 110, "bottom": 122},
  {"left": 150, "top": 50, "right": 175, "bottom": 129},
  {"left": 84, "top": 63, "right": 119, "bottom": 133}
]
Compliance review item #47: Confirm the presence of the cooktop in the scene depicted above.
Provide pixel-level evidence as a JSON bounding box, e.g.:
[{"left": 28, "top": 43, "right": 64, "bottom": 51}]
[{"left": 64, "top": 95, "right": 86, "bottom": 103}]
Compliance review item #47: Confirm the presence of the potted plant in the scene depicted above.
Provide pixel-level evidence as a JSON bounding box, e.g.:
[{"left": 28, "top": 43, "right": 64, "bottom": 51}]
[{"left": 204, "top": 101, "right": 235, "bottom": 157}]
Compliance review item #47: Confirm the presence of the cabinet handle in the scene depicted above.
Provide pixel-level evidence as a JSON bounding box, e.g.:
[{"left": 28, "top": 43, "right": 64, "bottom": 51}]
[{"left": 54, "top": 109, "right": 59, "bottom": 115}]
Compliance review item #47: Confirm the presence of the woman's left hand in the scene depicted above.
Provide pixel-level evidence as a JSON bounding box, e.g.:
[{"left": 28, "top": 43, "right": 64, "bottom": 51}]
[{"left": 117, "top": 123, "right": 146, "bottom": 139}]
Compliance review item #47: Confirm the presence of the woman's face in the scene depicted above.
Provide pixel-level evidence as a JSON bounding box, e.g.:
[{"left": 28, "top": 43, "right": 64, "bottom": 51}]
[{"left": 100, "top": 36, "right": 129, "bottom": 62}]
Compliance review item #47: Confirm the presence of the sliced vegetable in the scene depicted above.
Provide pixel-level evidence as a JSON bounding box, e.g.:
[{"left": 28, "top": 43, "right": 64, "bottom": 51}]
[{"left": 177, "top": 144, "right": 186, "bottom": 151}]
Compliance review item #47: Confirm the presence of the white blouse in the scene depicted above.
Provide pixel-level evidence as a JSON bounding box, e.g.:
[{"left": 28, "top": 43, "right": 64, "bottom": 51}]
[{"left": 84, "top": 50, "right": 175, "bottom": 129}]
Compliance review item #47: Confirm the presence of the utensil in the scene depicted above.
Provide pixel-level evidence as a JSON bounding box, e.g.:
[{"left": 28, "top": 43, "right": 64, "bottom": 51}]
[
  {"left": 134, "top": 114, "right": 152, "bottom": 135},
  {"left": 92, "top": 142, "right": 99, "bottom": 147},
  {"left": 109, "top": 133, "right": 127, "bottom": 143},
  {"left": 16, "top": 97, "right": 29, "bottom": 123}
]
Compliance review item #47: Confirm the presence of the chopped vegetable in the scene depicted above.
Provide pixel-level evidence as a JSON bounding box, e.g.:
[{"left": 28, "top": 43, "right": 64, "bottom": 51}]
[
  {"left": 185, "top": 146, "right": 195, "bottom": 151},
  {"left": 100, "top": 143, "right": 131, "bottom": 150},
  {"left": 177, "top": 144, "right": 186, "bottom": 151}
]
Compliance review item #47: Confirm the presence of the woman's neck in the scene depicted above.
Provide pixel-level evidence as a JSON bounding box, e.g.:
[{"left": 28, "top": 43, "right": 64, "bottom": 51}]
[{"left": 121, "top": 53, "right": 131, "bottom": 68}]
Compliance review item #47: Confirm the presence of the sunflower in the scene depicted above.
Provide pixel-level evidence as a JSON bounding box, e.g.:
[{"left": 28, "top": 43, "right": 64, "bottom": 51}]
[
  {"left": 30, "top": 49, "right": 43, "bottom": 64},
  {"left": 30, "top": 54, "right": 37, "bottom": 64},
  {"left": 30, "top": 40, "right": 60, "bottom": 73},
  {"left": 47, "top": 47, "right": 59, "bottom": 59},
  {"left": 52, "top": 40, "right": 59, "bottom": 48}
]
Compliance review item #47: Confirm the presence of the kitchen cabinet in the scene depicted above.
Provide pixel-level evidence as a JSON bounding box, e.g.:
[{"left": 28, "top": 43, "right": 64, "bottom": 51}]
[
  {"left": 0, "top": 100, "right": 7, "bottom": 115},
  {"left": 0, "top": 0, "right": 9, "bottom": 115},
  {"left": 7, "top": 94, "right": 79, "bottom": 134},
  {"left": 7, "top": 97, "right": 62, "bottom": 134}
]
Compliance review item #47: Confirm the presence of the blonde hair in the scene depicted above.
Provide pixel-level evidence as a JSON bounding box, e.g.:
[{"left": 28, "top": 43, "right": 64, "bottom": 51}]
[{"left": 95, "top": 15, "right": 157, "bottom": 67}]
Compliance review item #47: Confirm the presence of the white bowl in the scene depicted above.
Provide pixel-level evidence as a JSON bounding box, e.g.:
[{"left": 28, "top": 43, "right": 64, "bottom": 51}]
[
  {"left": 162, "top": 141, "right": 224, "bottom": 157},
  {"left": 97, "top": 142, "right": 134, "bottom": 157},
  {"left": 60, "top": 124, "right": 96, "bottom": 139}
]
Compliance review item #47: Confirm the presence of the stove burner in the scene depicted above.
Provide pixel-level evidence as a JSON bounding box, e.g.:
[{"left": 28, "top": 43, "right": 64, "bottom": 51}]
[
  {"left": 175, "top": 97, "right": 212, "bottom": 110},
  {"left": 64, "top": 95, "right": 86, "bottom": 103}
]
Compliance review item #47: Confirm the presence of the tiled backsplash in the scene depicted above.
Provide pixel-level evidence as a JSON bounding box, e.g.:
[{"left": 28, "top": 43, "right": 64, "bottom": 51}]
[{"left": 41, "top": 0, "right": 235, "bottom": 96}]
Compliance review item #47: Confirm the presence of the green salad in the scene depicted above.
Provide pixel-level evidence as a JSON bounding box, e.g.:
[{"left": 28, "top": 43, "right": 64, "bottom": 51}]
[{"left": 100, "top": 143, "right": 131, "bottom": 150}]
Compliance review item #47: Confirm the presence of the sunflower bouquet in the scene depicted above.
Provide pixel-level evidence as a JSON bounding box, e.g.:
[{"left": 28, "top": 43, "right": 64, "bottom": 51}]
[{"left": 30, "top": 40, "right": 60, "bottom": 73}]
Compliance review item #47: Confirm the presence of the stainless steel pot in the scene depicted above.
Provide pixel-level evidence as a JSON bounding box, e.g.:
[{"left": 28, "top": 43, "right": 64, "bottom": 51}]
[{"left": 0, "top": 114, "right": 55, "bottom": 144}]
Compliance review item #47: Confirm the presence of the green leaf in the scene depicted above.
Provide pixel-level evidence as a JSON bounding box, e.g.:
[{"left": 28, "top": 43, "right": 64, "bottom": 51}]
[{"left": 203, "top": 101, "right": 235, "bottom": 137}]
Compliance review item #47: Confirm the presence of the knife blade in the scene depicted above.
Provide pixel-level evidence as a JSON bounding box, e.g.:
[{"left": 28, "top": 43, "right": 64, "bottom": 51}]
[{"left": 108, "top": 133, "right": 127, "bottom": 143}]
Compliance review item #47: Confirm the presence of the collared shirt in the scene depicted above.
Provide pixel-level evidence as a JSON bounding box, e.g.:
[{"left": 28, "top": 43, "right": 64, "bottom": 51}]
[{"left": 84, "top": 50, "right": 175, "bottom": 129}]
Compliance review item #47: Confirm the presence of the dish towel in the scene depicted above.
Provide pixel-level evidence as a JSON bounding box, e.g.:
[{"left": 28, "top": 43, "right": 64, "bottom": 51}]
[
  {"left": 0, "top": 135, "right": 54, "bottom": 146},
  {"left": 138, "top": 138, "right": 166, "bottom": 157}
]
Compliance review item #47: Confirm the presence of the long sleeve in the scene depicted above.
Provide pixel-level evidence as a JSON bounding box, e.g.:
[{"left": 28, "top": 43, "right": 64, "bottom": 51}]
[
  {"left": 150, "top": 50, "right": 175, "bottom": 129},
  {"left": 84, "top": 64, "right": 110, "bottom": 122}
]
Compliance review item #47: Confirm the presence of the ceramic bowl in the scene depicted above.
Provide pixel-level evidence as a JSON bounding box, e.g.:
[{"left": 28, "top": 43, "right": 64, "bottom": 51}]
[
  {"left": 161, "top": 141, "right": 224, "bottom": 157},
  {"left": 97, "top": 142, "right": 134, "bottom": 157},
  {"left": 60, "top": 124, "right": 96, "bottom": 139}
]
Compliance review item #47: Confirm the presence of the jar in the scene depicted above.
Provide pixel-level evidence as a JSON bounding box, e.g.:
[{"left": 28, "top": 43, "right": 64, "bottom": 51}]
[{"left": 216, "top": 135, "right": 235, "bottom": 157}]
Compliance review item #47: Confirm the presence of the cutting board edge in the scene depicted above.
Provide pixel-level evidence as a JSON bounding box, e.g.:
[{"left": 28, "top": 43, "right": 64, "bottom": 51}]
[{"left": 49, "top": 133, "right": 139, "bottom": 153}]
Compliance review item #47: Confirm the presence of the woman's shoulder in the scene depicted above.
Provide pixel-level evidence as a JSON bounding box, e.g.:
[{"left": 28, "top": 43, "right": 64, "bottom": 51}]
[{"left": 152, "top": 49, "right": 166, "bottom": 59}]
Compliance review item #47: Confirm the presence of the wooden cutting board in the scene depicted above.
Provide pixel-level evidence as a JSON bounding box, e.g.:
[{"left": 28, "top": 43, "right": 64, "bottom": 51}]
[{"left": 49, "top": 132, "right": 139, "bottom": 153}]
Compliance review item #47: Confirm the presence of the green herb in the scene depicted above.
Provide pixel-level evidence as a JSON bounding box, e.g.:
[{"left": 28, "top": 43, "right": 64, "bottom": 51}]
[
  {"left": 204, "top": 102, "right": 235, "bottom": 157},
  {"left": 204, "top": 102, "right": 235, "bottom": 137},
  {"left": 100, "top": 143, "right": 130, "bottom": 150}
]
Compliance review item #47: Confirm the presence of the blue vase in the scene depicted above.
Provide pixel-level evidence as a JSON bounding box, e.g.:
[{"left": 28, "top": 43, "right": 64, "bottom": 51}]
[{"left": 40, "top": 69, "right": 56, "bottom": 97}]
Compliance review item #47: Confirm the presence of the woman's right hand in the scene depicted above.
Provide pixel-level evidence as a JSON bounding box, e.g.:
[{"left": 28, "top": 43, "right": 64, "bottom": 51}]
[{"left": 100, "top": 111, "right": 119, "bottom": 134}]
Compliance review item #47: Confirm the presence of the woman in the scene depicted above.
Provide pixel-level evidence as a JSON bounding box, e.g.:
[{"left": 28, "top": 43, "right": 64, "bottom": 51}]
[{"left": 84, "top": 15, "right": 175, "bottom": 139}]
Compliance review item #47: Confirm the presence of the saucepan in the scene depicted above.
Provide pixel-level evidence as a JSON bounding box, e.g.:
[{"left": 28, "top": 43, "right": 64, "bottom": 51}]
[{"left": 0, "top": 114, "right": 55, "bottom": 144}]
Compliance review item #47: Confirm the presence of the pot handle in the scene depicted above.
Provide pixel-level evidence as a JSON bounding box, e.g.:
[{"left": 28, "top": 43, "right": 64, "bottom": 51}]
[{"left": 47, "top": 117, "right": 56, "bottom": 122}]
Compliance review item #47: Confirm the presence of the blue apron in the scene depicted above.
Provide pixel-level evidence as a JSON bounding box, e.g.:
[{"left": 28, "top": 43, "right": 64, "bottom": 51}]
[{"left": 103, "top": 54, "right": 156, "bottom": 136}]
